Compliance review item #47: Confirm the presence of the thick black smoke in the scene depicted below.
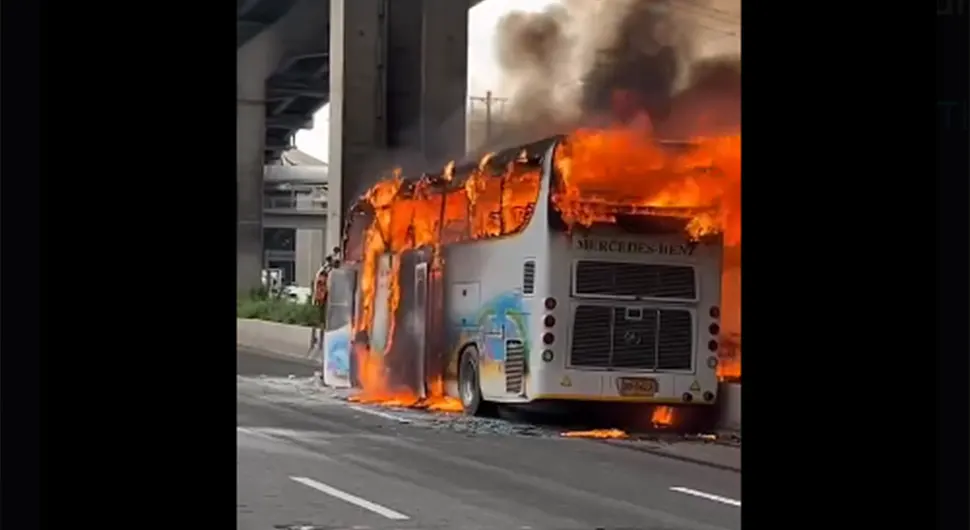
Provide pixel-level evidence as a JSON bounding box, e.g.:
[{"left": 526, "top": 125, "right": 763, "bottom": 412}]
[
  {"left": 578, "top": 0, "right": 687, "bottom": 122},
  {"left": 470, "top": 0, "right": 740, "bottom": 151}
]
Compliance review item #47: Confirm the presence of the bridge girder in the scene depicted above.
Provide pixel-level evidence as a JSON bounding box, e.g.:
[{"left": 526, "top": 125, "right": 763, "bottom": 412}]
[{"left": 238, "top": 0, "right": 480, "bottom": 163}]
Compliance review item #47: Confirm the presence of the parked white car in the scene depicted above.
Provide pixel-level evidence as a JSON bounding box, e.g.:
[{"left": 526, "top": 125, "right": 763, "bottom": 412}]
[{"left": 282, "top": 285, "right": 312, "bottom": 304}]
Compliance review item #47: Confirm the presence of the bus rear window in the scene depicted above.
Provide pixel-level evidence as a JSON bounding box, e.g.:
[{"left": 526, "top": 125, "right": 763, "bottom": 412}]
[
  {"left": 609, "top": 213, "right": 690, "bottom": 234},
  {"left": 548, "top": 205, "right": 693, "bottom": 235}
]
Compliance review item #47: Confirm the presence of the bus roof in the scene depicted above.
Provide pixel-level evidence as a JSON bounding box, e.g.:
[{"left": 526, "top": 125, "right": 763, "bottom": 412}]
[
  {"left": 345, "top": 135, "right": 562, "bottom": 214},
  {"left": 341, "top": 135, "right": 712, "bottom": 241},
  {"left": 345, "top": 135, "right": 704, "bottom": 213}
]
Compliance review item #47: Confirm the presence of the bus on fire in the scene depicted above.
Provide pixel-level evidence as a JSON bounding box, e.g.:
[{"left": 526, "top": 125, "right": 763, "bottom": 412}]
[{"left": 321, "top": 134, "right": 724, "bottom": 417}]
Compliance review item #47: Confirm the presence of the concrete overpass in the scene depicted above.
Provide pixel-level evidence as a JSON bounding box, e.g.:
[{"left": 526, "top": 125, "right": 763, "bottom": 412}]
[{"left": 237, "top": 0, "right": 481, "bottom": 291}]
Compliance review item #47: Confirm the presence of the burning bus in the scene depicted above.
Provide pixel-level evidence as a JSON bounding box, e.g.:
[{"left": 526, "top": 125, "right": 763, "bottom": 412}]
[{"left": 321, "top": 133, "right": 729, "bottom": 416}]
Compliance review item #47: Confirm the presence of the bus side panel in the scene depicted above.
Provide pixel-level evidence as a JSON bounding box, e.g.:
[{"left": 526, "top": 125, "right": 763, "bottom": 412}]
[
  {"left": 691, "top": 241, "right": 722, "bottom": 399},
  {"left": 322, "top": 268, "right": 357, "bottom": 389},
  {"left": 440, "top": 142, "right": 557, "bottom": 402},
  {"left": 526, "top": 233, "right": 585, "bottom": 401},
  {"left": 442, "top": 230, "right": 548, "bottom": 402}
]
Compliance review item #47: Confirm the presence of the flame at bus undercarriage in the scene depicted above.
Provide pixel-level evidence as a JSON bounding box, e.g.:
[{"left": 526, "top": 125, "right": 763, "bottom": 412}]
[
  {"left": 347, "top": 128, "right": 740, "bottom": 411},
  {"left": 559, "top": 405, "right": 676, "bottom": 439}
]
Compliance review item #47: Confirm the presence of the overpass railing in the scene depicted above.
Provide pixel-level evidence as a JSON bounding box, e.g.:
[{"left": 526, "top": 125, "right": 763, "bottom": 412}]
[{"left": 263, "top": 187, "right": 327, "bottom": 215}]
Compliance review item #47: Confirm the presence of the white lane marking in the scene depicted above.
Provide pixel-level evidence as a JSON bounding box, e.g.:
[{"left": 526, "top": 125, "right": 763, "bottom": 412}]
[
  {"left": 290, "top": 476, "right": 411, "bottom": 520},
  {"left": 670, "top": 486, "right": 741, "bottom": 507},
  {"left": 236, "top": 426, "right": 332, "bottom": 442},
  {"left": 347, "top": 404, "right": 412, "bottom": 424},
  {"left": 236, "top": 426, "right": 309, "bottom": 439},
  {"left": 236, "top": 426, "right": 276, "bottom": 439}
]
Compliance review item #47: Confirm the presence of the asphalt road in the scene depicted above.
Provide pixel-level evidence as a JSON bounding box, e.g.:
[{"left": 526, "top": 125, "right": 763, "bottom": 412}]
[{"left": 237, "top": 347, "right": 741, "bottom": 530}]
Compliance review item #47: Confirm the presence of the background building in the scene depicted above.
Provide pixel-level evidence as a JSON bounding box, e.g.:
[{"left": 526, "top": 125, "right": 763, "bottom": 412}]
[{"left": 263, "top": 149, "right": 328, "bottom": 287}]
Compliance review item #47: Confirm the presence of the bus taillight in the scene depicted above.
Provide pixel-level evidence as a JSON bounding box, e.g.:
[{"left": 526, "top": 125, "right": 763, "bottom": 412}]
[
  {"left": 708, "top": 323, "right": 720, "bottom": 335},
  {"left": 707, "top": 340, "right": 718, "bottom": 352},
  {"left": 709, "top": 306, "right": 720, "bottom": 319},
  {"left": 544, "top": 315, "right": 556, "bottom": 327},
  {"left": 542, "top": 333, "right": 555, "bottom": 345},
  {"left": 544, "top": 297, "right": 557, "bottom": 310}
]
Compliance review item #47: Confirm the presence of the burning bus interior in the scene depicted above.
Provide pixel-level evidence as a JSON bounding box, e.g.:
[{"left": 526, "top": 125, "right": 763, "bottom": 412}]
[
  {"left": 549, "top": 206, "right": 718, "bottom": 239},
  {"left": 336, "top": 138, "right": 559, "bottom": 412}
]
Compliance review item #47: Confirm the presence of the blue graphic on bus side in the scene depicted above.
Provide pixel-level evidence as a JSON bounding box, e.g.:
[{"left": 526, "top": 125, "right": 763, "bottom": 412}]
[
  {"left": 324, "top": 324, "right": 351, "bottom": 380},
  {"left": 449, "top": 291, "right": 530, "bottom": 365}
]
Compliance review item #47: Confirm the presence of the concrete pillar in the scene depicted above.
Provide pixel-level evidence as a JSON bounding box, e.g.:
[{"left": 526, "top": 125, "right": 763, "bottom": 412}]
[
  {"left": 383, "top": 0, "right": 467, "bottom": 163},
  {"left": 327, "top": 0, "right": 468, "bottom": 252},
  {"left": 238, "top": 0, "right": 336, "bottom": 292},
  {"left": 236, "top": 105, "right": 264, "bottom": 293},
  {"left": 419, "top": 0, "right": 468, "bottom": 163},
  {"left": 327, "top": 0, "right": 389, "bottom": 253},
  {"left": 385, "top": 0, "right": 423, "bottom": 152},
  {"left": 237, "top": 14, "right": 285, "bottom": 293},
  {"left": 237, "top": 53, "right": 270, "bottom": 293},
  {"left": 296, "top": 228, "right": 326, "bottom": 287}
]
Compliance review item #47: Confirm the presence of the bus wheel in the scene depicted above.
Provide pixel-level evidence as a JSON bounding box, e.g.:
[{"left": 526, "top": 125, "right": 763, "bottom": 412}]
[{"left": 459, "top": 347, "right": 496, "bottom": 417}]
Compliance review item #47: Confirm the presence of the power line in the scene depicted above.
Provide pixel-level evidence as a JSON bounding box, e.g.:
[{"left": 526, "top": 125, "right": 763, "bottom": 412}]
[
  {"left": 694, "top": 20, "right": 739, "bottom": 38},
  {"left": 681, "top": 0, "right": 740, "bottom": 20},
  {"left": 670, "top": 0, "right": 741, "bottom": 25},
  {"left": 469, "top": 91, "right": 509, "bottom": 145}
]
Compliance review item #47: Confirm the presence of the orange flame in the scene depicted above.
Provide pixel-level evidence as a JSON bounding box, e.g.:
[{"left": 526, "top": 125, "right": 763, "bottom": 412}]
[
  {"left": 561, "top": 428, "right": 629, "bottom": 439},
  {"left": 651, "top": 406, "right": 674, "bottom": 427},
  {"left": 551, "top": 128, "right": 741, "bottom": 381},
  {"left": 551, "top": 129, "right": 739, "bottom": 243},
  {"left": 348, "top": 123, "right": 741, "bottom": 412},
  {"left": 349, "top": 158, "right": 543, "bottom": 411}
]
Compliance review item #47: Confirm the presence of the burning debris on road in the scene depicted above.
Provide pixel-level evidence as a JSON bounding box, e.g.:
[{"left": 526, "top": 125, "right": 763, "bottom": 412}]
[
  {"left": 240, "top": 375, "right": 740, "bottom": 463},
  {"left": 558, "top": 405, "right": 677, "bottom": 439},
  {"left": 562, "top": 429, "right": 629, "bottom": 439},
  {"left": 347, "top": 393, "right": 464, "bottom": 414}
]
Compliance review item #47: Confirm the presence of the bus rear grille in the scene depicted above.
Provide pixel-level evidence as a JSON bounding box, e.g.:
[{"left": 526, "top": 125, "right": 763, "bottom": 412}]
[
  {"left": 575, "top": 261, "right": 696, "bottom": 300},
  {"left": 505, "top": 340, "right": 526, "bottom": 394},
  {"left": 570, "top": 305, "right": 693, "bottom": 370}
]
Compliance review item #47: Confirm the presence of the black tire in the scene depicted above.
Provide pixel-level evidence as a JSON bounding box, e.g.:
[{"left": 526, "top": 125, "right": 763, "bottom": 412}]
[{"left": 458, "top": 346, "right": 496, "bottom": 417}]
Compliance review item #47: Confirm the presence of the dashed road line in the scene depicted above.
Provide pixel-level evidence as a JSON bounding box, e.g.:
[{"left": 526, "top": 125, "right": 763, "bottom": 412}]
[
  {"left": 290, "top": 476, "right": 411, "bottom": 520},
  {"left": 670, "top": 486, "right": 741, "bottom": 507},
  {"left": 236, "top": 426, "right": 279, "bottom": 440}
]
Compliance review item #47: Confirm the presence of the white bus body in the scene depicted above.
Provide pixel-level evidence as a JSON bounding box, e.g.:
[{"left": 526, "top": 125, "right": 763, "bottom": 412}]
[{"left": 323, "top": 137, "right": 723, "bottom": 409}]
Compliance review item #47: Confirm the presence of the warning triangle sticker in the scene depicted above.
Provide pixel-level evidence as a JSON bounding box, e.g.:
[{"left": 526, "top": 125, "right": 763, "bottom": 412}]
[{"left": 689, "top": 380, "right": 701, "bottom": 391}]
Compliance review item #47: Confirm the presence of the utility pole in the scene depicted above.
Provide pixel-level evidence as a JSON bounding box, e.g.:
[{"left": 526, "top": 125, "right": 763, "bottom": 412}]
[{"left": 469, "top": 91, "right": 508, "bottom": 145}]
